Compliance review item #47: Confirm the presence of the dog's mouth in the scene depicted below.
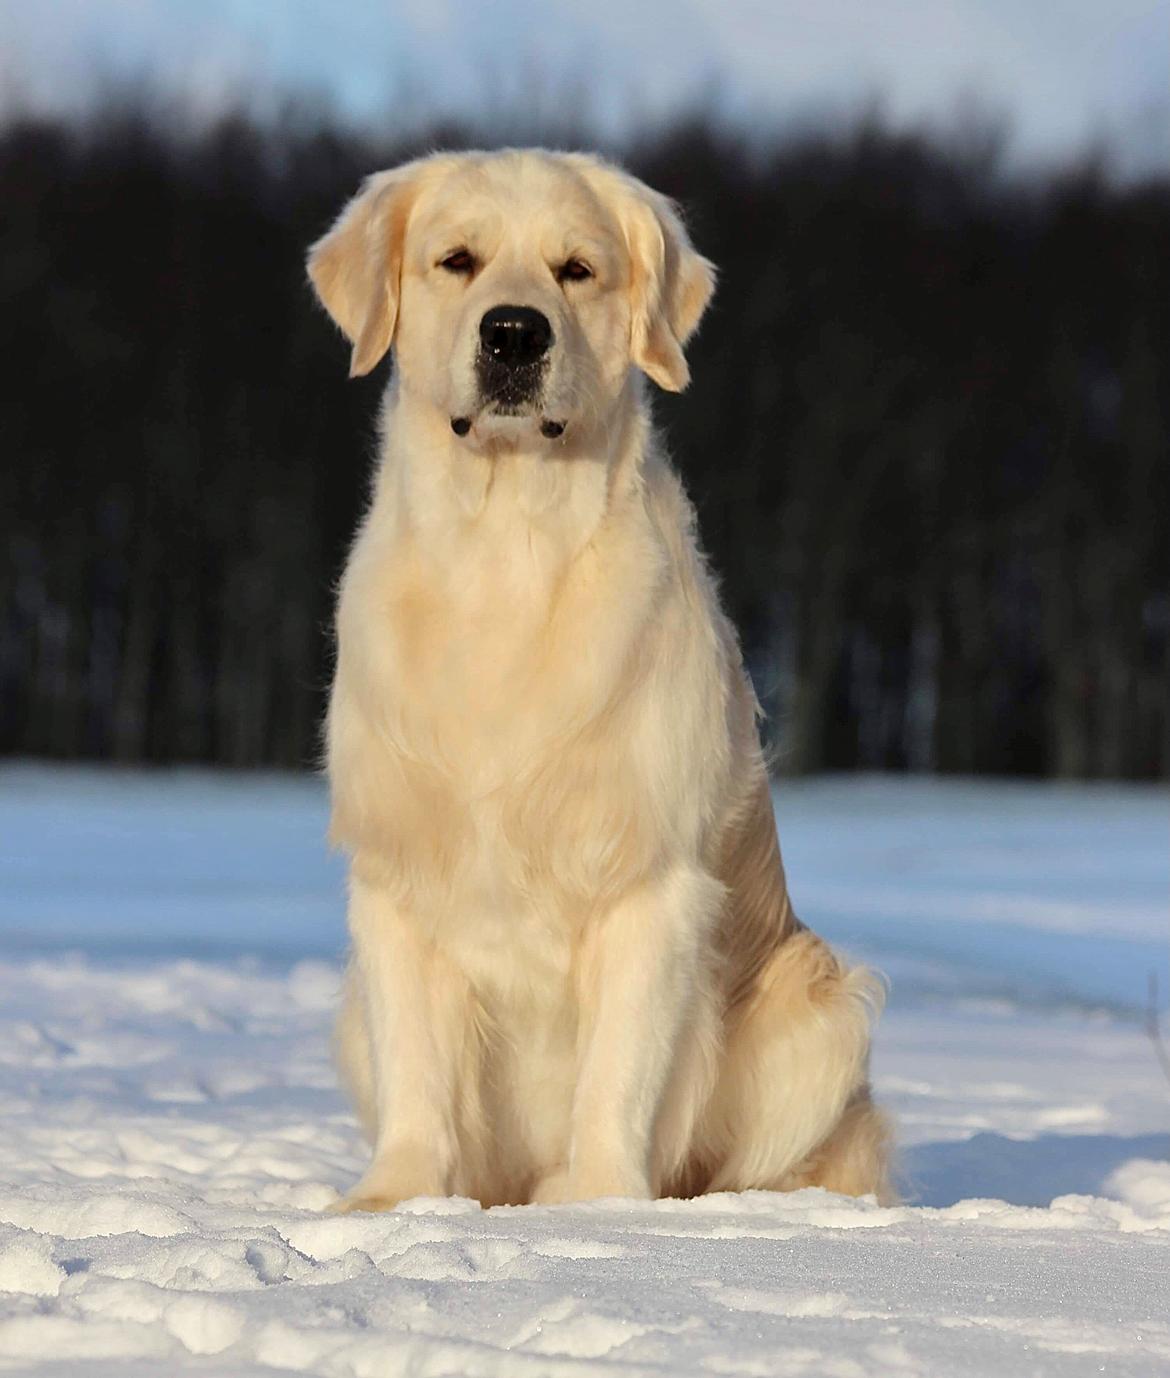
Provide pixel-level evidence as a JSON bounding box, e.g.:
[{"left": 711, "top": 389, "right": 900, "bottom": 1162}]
[
  {"left": 479, "top": 359, "right": 543, "bottom": 408},
  {"left": 452, "top": 372, "right": 566, "bottom": 442},
  {"left": 450, "top": 347, "right": 567, "bottom": 442},
  {"left": 450, "top": 412, "right": 566, "bottom": 441}
]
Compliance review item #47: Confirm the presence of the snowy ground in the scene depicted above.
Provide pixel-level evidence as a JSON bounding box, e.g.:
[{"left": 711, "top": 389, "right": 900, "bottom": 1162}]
[{"left": 0, "top": 765, "right": 1167, "bottom": 1376}]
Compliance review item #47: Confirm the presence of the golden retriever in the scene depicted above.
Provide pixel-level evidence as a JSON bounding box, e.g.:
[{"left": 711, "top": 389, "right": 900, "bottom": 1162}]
[{"left": 307, "top": 149, "right": 891, "bottom": 1211}]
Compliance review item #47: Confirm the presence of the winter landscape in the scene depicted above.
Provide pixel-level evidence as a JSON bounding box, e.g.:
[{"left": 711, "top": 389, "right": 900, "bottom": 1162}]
[
  {"left": 0, "top": 765, "right": 1166, "bottom": 1375},
  {"left": 3, "top": 0, "right": 1166, "bottom": 1370}
]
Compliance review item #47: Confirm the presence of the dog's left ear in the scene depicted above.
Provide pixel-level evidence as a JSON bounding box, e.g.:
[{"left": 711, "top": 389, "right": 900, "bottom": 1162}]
[
  {"left": 575, "top": 161, "right": 716, "bottom": 393},
  {"left": 307, "top": 160, "right": 429, "bottom": 378},
  {"left": 625, "top": 184, "right": 716, "bottom": 392}
]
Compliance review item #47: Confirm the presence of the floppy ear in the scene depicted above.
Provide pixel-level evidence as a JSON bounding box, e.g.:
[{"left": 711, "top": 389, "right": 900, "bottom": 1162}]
[
  {"left": 306, "top": 162, "right": 425, "bottom": 378},
  {"left": 580, "top": 164, "right": 715, "bottom": 393},
  {"left": 623, "top": 184, "right": 716, "bottom": 391}
]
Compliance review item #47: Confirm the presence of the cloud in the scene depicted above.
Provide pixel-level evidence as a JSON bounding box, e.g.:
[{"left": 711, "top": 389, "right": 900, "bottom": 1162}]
[{"left": 0, "top": 0, "right": 1164, "bottom": 172}]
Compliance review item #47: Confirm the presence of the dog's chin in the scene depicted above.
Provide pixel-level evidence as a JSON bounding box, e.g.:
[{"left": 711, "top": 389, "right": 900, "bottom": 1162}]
[{"left": 450, "top": 406, "right": 567, "bottom": 450}]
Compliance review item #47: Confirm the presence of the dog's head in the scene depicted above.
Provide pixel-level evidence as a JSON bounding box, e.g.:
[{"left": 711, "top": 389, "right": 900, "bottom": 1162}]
[{"left": 307, "top": 150, "right": 715, "bottom": 451}]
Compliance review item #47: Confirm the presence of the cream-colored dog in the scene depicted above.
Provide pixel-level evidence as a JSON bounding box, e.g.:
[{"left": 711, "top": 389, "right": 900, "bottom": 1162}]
[{"left": 308, "top": 149, "right": 891, "bottom": 1212}]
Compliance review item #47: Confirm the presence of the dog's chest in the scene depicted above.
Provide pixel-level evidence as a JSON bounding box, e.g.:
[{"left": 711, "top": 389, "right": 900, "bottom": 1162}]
[
  {"left": 353, "top": 528, "right": 655, "bottom": 791},
  {"left": 333, "top": 504, "right": 672, "bottom": 910},
  {"left": 383, "top": 549, "right": 575, "bottom": 761}
]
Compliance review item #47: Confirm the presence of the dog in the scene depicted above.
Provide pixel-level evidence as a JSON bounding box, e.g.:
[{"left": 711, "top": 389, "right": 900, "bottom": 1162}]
[{"left": 307, "top": 149, "right": 891, "bottom": 1211}]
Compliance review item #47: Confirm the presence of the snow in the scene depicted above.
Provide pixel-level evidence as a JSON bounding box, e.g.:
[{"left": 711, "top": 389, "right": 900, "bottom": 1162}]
[{"left": 0, "top": 765, "right": 1167, "bottom": 1375}]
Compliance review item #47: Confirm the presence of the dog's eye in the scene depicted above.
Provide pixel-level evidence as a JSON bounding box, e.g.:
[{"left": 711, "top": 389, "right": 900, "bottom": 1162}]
[
  {"left": 557, "top": 259, "right": 593, "bottom": 284},
  {"left": 440, "top": 249, "right": 476, "bottom": 275}
]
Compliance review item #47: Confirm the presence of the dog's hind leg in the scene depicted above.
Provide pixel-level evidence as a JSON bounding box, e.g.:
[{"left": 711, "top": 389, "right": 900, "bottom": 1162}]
[
  {"left": 776, "top": 1088, "right": 895, "bottom": 1200},
  {"left": 702, "top": 930, "right": 890, "bottom": 1200}
]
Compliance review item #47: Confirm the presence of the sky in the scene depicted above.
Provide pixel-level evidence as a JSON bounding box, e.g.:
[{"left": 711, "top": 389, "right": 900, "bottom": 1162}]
[{"left": 0, "top": 0, "right": 1166, "bottom": 174}]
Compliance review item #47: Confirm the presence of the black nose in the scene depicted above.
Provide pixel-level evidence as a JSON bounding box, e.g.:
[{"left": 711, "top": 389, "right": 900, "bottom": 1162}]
[{"left": 479, "top": 306, "right": 552, "bottom": 367}]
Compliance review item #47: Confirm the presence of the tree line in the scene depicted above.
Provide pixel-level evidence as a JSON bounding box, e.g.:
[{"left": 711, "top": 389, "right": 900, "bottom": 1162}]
[{"left": 1, "top": 101, "right": 1166, "bottom": 776}]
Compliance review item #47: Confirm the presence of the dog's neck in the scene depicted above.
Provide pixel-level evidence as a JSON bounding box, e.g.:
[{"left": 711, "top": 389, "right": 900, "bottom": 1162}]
[{"left": 371, "top": 374, "right": 650, "bottom": 583}]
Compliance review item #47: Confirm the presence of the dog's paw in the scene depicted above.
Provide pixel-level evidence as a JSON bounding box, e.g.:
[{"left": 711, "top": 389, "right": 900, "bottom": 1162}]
[
  {"left": 327, "top": 1189, "right": 410, "bottom": 1215},
  {"left": 328, "top": 1143, "right": 446, "bottom": 1214},
  {"left": 529, "top": 1167, "right": 574, "bottom": 1205},
  {"left": 529, "top": 1160, "right": 650, "bottom": 1205}
]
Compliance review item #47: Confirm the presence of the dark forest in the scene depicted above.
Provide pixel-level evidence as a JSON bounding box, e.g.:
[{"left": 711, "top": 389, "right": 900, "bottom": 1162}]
[{"left": 2, "top": 104, "right": 1167, "bottom": 777}]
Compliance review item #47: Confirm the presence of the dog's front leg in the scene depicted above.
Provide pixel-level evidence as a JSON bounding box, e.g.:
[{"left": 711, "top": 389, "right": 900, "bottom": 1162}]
[
  {"left": 540, "top": 864, "right": 719, "bottom": 1203},
  {"left": 334, "top": 874, "right": 465, "bottom": 1213}
]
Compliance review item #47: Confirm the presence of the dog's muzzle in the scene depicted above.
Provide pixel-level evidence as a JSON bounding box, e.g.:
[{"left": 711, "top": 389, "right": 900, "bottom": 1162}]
[
  {"left": 450, "top": 305, "right": 566, "bottom": 440},
  {"left": 476, "top": 304, "right": 551, "bottom": 413}
]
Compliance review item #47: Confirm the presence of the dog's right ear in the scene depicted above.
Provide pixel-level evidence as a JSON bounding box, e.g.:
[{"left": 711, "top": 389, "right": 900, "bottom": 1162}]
[{"left": 307, "top": 161, "right": 426, "bottom": 378}]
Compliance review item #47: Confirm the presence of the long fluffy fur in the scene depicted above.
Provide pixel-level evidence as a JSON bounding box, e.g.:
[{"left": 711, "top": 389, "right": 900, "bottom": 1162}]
[{"left": 310, "top": 149, "right": 892, "bottom": 1211}]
